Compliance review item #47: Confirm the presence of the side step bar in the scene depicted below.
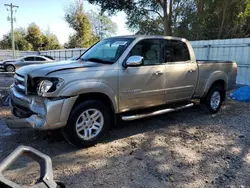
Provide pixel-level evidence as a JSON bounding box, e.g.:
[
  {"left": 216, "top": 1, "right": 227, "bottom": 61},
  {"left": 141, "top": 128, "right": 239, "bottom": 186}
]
[{"left": 121, "top": 103, "right": 194, "bottom": 121}]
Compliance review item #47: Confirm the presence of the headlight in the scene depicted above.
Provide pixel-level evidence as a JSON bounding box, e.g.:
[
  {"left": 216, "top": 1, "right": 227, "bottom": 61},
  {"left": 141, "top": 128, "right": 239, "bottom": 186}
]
[
  {"left": 36, "top": 78, "right": 64, "bottom": 96},
  {"left": 38, "top": 80, "right": 53, "bottom": 94}
]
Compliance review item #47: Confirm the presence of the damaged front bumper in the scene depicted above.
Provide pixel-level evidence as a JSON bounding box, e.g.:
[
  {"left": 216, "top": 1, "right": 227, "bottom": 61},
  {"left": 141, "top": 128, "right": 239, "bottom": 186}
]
[{"left": 9, "top": 86, "right": 77, "bottom": 130}]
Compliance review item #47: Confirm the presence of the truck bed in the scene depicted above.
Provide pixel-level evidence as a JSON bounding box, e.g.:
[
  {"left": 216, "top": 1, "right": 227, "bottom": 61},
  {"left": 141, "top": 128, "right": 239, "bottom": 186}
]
[{"left": 193, "top": 60, "right": 237, "bottom": 98}]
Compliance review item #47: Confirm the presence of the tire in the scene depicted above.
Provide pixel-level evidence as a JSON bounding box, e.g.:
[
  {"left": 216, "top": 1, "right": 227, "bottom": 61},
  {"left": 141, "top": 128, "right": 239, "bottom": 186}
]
[
  {"left": 63, "top": 100, "right": 110, "bottom": 148},
  {"left": 201, "top": 85, "right": 225, "bottom": 113},
  {"left": 5, "top": 65, "right": 15, "bottom": 72}
]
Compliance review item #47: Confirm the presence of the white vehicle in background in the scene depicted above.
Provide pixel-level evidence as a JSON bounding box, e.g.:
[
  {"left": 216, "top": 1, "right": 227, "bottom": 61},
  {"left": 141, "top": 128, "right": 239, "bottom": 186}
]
[{"left": 0, "top": 55, "right": 55, "bottom": 72}]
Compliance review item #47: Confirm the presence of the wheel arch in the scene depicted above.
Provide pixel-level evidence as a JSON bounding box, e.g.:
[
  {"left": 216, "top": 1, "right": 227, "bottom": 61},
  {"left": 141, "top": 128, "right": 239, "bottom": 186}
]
[
  {"left": 59, "top": 81, "right": 118, "bottom": 113},
  {"left": 72, "top": 92, "right": 115, "bottom": 115},
  {"left": 202, "top": 71, "right": 227, "bottom": 99},
  {"left": 204, "top": 79, "right": 226, "bottom": 101}
]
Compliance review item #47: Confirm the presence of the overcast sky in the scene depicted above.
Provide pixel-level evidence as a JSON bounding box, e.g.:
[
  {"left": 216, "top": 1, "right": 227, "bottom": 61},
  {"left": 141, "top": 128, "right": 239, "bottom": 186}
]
[{"left": 0, "top": 0, "right": 132, "bottom": 44}]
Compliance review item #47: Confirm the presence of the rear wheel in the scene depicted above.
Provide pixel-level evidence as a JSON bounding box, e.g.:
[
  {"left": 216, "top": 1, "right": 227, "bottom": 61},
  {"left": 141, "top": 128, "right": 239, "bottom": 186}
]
[
  {"left": 201, "top": 85, "right": 225, "bottom": 113},
  {"left": 5, "top": 65, "right": 15, "bottom": 72},
  {"left": 63, "top": 100, "right": 110, "bottom": 148}
]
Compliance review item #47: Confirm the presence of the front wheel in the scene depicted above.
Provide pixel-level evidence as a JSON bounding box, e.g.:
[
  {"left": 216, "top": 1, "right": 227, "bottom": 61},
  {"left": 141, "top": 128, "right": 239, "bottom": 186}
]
[
  {"left": 5, "top": 65, "right": 15, "bottom": 72},
  {"left": 63, "top": 100, "right": 110, "bottom": 148},
  {"left": 201, "top": 86, "right": 224, "bottom": 113}
]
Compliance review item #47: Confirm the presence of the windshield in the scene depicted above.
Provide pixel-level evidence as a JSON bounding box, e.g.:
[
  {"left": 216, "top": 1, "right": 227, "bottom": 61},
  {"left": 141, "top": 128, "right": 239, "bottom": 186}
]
[{"left": 80, "top": 38, "right": 134, "bottom": 64}]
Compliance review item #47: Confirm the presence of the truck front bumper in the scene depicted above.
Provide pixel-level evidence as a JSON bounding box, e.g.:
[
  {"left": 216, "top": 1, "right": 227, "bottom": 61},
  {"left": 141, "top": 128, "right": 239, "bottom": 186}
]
[{"left": 9, "top": 86, "right": 78, "bottom": 130}]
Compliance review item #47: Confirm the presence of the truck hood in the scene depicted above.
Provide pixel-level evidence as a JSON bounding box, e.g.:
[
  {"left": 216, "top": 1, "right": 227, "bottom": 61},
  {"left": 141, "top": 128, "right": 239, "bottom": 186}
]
[{"left": 16, "top": 60, "right": 102, "bottom": 77}]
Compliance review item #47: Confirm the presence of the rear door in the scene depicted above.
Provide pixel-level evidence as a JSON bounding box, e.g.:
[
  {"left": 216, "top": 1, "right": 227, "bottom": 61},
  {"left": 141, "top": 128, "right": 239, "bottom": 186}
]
[
  {"left": 119, "top": 39, "right": 166, "bottom": 112},
  {"left": 163, "top": 39, "right": 198, "bottom": 103}
]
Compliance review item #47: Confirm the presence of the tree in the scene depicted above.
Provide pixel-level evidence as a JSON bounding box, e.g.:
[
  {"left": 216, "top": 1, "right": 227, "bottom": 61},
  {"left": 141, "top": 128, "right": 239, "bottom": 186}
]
[
  {"left": 87, "top": 0, "right": 174, "bottom": 36},
  {"left": 26, "top": 23, "right": 62, "bottom": 50},
  {"left": 25, "top": 23, "right": 61, "bottom": 50},
  {"left": 196, "top": 0, "right": 204, "bottom": 13},
  {"left": 235, "top": 0, "right": 250, "bottom": 37},
  {"left": 87, "top": 0, "right": 250, "bottom": 40},
  {"left": 64, "top": 0, "right": 93, "bottom": 47},
  {"left": 87, "top": 10, "right": 117, "bottom": 39},
  {"left": 0, "top": 24, "right": 62, "bottom": 51},
  {"left": 0, "top": 33, "right": 11, "bottom": 50},
  {"left": 15, "top": 28, "right": 33, "bottom": 51},
  {"left": 127, "top": 15, "right": 164, "bottom": 35},
  {"left": 26, "top": 23, "right": 44, "bottom": 50},
  {"left": 41, "top": 33, "right": 62, "bottom": 50},
  {"left": 190, "top": 0, "right": 250, "bottom": 39},
  {"left": 172, "top": 0, "right": 197, "bottom": 39},
  {"left": 64, "top": 34, "right": 79, "bottom": 48},
  {"left": 0, "top": 28, "right": 32, "bottom": 51}
]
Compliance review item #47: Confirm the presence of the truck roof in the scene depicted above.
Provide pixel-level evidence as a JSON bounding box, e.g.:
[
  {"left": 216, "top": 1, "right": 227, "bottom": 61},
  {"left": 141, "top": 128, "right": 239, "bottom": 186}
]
[{"left": 108, "top": 35, "right": 186, "bottom": 42}]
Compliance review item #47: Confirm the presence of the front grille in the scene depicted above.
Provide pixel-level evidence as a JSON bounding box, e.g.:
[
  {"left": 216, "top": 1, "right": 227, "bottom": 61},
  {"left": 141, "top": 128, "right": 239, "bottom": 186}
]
[{"left": 14, "top": 73, "right": 25, "bottom": 94}]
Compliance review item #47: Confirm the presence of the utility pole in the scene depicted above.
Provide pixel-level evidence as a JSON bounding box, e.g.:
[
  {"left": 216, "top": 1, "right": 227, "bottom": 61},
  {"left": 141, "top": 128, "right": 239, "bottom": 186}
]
[{"left": 4, "top": 3, "right": 19, "bottom": 58}]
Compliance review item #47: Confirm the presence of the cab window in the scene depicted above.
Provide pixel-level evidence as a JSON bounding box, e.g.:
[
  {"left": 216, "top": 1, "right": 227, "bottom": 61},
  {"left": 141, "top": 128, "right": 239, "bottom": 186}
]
[
  {"left": 129, "top": 39, "right": 164, "bottom": 66},
  {"left": 164, "top": 40, "right": 190, "bottom": 62}
]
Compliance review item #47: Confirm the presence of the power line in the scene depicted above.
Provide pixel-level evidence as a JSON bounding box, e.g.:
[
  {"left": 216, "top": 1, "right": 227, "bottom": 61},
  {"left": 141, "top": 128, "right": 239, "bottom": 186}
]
[{"left": 4, "top": 3, "right": 19, "bottom": 58}]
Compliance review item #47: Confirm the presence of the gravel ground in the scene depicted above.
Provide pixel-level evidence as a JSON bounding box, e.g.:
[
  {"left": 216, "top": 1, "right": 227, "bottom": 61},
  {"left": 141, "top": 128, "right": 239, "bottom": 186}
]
[{"left": 0, "top": 100, "right": 250, "bottom": 188}]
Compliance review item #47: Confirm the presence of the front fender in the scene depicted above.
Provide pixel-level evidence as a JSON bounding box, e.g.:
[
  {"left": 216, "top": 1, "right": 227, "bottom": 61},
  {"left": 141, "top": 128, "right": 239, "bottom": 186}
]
[
  {"left": 59, "top": 80, "right": 118, "bottom": 113},
  {"left": 202, "top": 71, "right": 228, "bottom": 97}
]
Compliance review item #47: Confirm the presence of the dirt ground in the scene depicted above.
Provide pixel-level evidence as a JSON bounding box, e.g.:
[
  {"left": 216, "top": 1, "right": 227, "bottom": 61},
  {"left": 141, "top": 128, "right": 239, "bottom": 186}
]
[{"left": 1, "top": 100, "right": 250, "bottom": 188}]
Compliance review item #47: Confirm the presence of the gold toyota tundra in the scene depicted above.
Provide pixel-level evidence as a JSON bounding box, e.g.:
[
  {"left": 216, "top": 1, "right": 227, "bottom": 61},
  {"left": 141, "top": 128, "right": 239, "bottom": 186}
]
[{"left": 9, "top": 35, "right": 237, "bottom": 147}]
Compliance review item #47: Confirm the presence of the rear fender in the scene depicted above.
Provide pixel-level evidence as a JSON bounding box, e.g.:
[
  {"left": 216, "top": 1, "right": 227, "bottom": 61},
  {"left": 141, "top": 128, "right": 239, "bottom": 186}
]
[{"left": 202, "top": 71, "right": 227, "bottom": 97}]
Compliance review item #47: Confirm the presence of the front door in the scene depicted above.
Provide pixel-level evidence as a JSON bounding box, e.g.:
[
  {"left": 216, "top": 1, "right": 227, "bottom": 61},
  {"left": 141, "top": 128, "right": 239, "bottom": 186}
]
[
  {"left": 119, "top": 39, "right": 166, "bottom": 112},
  {"left": 163, "top": 39, "right": 198, "bottom": 103}
]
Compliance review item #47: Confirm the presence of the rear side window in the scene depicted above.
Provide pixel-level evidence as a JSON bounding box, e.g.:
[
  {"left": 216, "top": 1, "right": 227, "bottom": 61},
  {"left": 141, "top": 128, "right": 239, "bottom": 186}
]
[
  {"left": 36, "top": 57, "right": 46, "bottom": 61},
  {"left": 164, "top": 40, "right": 190, "bottom": 62},
  {"left": 24, "top": 57, "right": 36, "bottom": 61}
]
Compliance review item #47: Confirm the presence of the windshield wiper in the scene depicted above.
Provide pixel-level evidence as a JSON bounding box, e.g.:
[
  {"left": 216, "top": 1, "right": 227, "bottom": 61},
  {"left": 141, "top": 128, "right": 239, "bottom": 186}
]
[{"left": 83, "top": 58, "right": 114, "bottom": 64}]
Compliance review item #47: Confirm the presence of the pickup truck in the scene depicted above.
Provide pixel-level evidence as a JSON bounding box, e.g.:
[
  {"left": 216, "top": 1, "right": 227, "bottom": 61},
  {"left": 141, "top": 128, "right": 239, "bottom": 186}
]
[{"left": 8, "top": 35, "right": 237, "bottom": 147}]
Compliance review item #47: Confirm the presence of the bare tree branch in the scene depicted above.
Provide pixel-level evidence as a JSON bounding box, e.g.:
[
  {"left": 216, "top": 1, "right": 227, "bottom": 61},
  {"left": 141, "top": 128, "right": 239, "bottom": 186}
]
[
  {"left": 144, "top": 8, "right": 164, "bottom": 19},
  {"left": 173, "top": 0, "right": 180, "bottom": 26},
  {"left": 155, "top": 0, "right": 164, "bottom": 9}
]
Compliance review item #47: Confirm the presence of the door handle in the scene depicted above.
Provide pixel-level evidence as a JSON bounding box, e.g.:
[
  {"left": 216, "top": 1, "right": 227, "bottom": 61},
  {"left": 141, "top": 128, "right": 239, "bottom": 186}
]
[
  {"left": 153, "top": 71, "right": 163, "bottom": 76},
  {"left": 188, "top": 69, "right": 196, "bottom": 73}
]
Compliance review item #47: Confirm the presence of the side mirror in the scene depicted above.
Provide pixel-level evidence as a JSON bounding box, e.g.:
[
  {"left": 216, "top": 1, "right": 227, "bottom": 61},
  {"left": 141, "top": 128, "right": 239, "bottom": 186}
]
[{"left": 125, "top": 56, "right": 144, "bottom": 67}]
